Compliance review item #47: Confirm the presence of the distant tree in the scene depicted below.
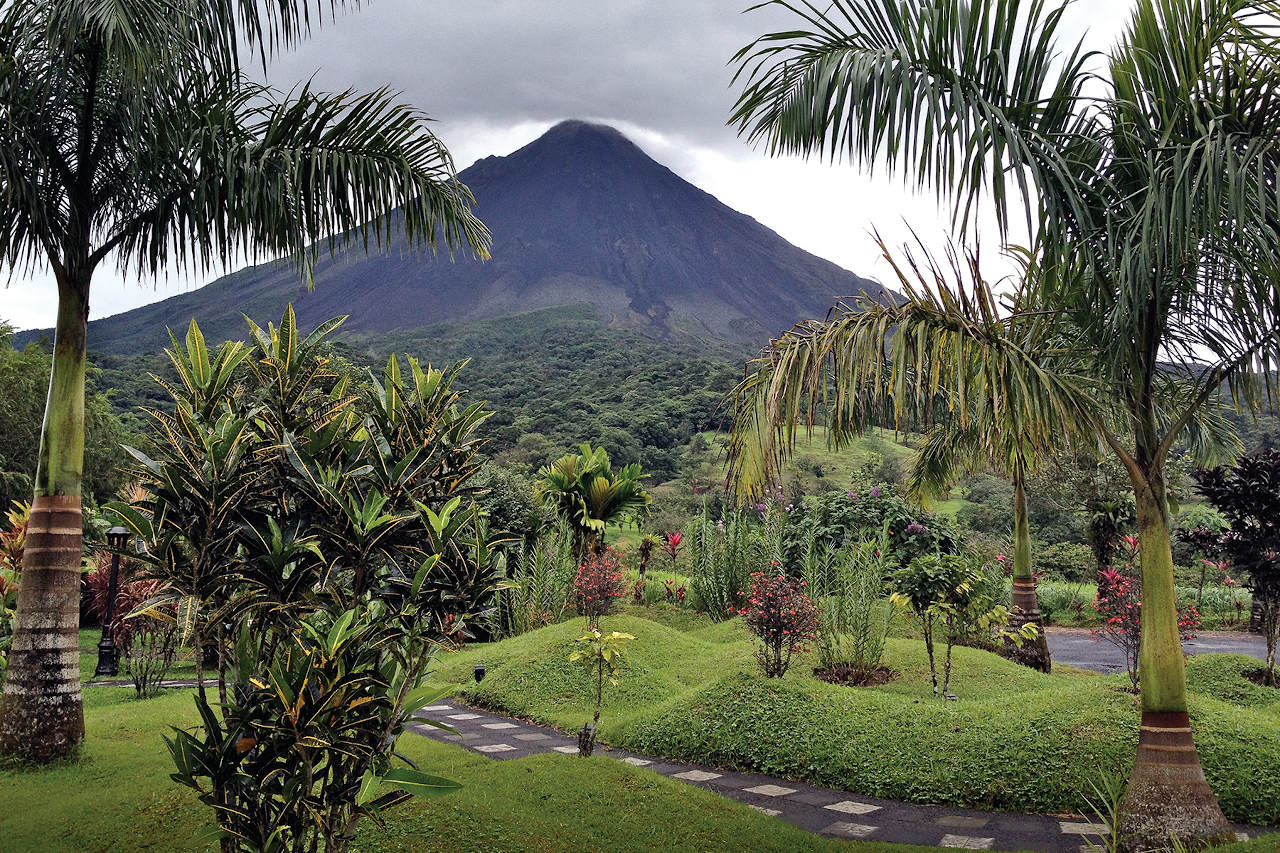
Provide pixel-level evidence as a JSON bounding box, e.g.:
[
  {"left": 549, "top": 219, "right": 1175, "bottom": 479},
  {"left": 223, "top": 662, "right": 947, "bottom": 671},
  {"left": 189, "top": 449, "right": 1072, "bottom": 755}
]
[{"left": 0, "top": 0, "right": 488, "bottom": 762}]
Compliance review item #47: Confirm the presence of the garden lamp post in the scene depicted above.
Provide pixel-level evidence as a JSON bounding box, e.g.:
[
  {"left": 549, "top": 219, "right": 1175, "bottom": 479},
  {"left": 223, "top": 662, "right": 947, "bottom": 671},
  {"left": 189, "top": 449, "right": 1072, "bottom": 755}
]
[
  {"left": 94, "top": 527, "right": 130, "bottom": 678},
  {"left": 474, "top": 663, "right": 486, "bottom": 683}
]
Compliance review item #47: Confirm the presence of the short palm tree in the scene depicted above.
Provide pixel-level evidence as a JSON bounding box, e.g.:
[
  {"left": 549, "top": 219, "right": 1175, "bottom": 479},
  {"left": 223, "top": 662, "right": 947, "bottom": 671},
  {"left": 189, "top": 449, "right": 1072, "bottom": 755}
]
[
  {"left": 536, "top": 443, "right": 651, "bottom": 556},
  {"left": 732, "top": 0, "right": 1280, "bottom": 845},
  {"left": 0, "top": 0, "right": 488, "bottom": 762}
]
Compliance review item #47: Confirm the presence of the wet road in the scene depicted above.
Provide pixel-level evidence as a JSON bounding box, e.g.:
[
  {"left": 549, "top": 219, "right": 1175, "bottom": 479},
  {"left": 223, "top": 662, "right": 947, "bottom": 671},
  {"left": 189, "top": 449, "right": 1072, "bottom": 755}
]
[{"left": 1046, "top": 628, "right": 1268, "bottom": 673}]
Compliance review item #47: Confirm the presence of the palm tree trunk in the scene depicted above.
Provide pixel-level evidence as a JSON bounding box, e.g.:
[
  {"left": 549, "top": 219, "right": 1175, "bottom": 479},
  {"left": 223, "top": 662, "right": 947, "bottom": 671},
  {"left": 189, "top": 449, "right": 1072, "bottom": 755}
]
[
  {"left": 1007, "top": 464, "right": 1051, "bottom": 672},
  {"left": 1117, "top": 474, "right": 1232, "bottom": 851},
  {"left": 0, "top": 273, "right": 89, "bottom": 761}
]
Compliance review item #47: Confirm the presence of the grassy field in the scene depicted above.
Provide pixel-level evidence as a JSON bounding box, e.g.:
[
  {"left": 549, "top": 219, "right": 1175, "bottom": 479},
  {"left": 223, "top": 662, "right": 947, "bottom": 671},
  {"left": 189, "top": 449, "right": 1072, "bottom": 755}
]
[
  {"left": 0, "top": 688, "right": 934, "bottom": 853},
  {"left": 432, "top": 604, "right": 1280, "bottom": 826}
]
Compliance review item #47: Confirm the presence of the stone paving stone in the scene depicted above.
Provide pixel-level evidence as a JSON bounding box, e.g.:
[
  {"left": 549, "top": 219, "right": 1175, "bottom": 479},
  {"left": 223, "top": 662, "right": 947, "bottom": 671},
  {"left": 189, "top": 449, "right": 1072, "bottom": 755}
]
[
  {"left": 1236, "top": 833, "right": 1250, "bottom": 842},
  {"left": 621, "top": 757, "right": 652, "bottom": 766},
  {"left": 749, "top": 806, "right": 782, "bottom": 817},
  {"left": 514, "top": 733, "right": 551, "bottom": 742},
  {"left": 744, "top": 784, "right": 797, "bottom": 797},
  {"left": 937, "top": 816, "right": 990, "bottom": 830},
  {"left": 474, "top": 744, "right": 517, "bottom": 753},
  {"left": 1059, "top": 821, "right": 1106, "bottom": 835},
  {"left": 422, "top": 705, "right": 452, "bottom": 712},
  {"left": 824, "top": 800, "right": 881, "bottom": 816},
  {"left": 939, "top": 834, "right": 995, "bottom": 849},
  {"left": 821, "top": 822, "right": 878, "bottom": 839},
  {"left": 447, "top": 713, "right": 481, "bottom": 720},
  {"left": 482, "top": 722, "right": 520, "bottom": 730},
  {"left": 789, "top": 790, "right": 840, "bottom": 807},
  {"left": 673, "top": 769, "right": 722, "bottom": 782},
  {"left": 552, "top": 746, "right": 578, "bottom": 754}
]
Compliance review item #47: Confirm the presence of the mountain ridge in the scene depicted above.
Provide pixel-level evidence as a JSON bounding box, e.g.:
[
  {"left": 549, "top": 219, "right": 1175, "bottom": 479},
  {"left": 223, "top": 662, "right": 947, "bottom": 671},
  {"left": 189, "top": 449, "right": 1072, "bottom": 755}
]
[{"left": 19, "top": 119, "right": 884, "bottom": 353}]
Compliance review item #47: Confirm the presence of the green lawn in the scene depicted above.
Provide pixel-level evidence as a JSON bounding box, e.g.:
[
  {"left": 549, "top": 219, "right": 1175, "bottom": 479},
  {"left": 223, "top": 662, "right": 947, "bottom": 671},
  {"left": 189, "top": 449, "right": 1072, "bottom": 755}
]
[
  {"left": 0, "top": 688, "right": 932, "bottom": 853},
  {"left": 432, "top": 605, "right": 1280, "bottom": 827}
]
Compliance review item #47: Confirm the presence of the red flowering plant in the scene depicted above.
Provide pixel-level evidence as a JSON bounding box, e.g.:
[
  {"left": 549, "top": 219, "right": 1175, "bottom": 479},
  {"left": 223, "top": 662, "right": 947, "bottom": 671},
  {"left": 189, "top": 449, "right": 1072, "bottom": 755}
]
[
  {"left": 574, "top": 548, "right": 625, "bottom": 628},
  {"left": 662, "top": 531, "right": 683, "bottom": 568},
  {"left": 662, "top": 578, "right": 687, "bottom": 605},
  {"left": 738, "top": 567, "right": 819, "bottom": 677},
  {"left": 1092, "top": 538, "right": 1201, "bottom": 691}
]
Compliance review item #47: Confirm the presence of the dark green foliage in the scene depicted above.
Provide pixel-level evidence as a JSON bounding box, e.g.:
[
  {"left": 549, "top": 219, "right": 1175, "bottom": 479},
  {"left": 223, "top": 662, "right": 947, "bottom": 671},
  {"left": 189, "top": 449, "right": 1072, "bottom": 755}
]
[
  {"left": 110, "top": 308, "right": 503, "bottom": 852},
  {"left": 1033, "top": 541, "right": 1096, "bottom": 583},
  {"left": 471, "top": 463, "right": 550, "bottom": 546},
  {"left": 781, "top": 486, "right": 958, "bottom": 571},
  {"left": 1195, "top": 450, "right": 1280, "bottom": 684},
  {"left": 955, "top": 475, "right": 1015, "bottom": 535},
  {"left": 0, "top": 330, "right": 132, "bottom": 510}
]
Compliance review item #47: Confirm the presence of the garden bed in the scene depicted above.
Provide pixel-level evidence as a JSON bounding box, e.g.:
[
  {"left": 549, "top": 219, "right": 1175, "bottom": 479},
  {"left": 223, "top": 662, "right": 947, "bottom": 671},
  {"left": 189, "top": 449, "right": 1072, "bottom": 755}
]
[{"left": 432, "top": 606, "right": 1280, "bottom": 827}]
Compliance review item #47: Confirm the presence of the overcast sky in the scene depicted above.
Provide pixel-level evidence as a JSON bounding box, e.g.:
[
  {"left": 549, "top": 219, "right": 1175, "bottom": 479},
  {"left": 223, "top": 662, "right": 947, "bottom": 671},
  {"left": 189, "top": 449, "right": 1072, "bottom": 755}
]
[{"left": 3, "top": 0, "right": 1132, "bottom": 331}]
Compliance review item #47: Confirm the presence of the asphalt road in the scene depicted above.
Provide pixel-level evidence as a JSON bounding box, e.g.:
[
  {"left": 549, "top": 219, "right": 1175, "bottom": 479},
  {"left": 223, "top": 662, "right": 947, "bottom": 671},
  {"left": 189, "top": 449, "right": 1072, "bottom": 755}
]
[{"left": 1046, "top": 628, "right": 1268, "bottom": 673}]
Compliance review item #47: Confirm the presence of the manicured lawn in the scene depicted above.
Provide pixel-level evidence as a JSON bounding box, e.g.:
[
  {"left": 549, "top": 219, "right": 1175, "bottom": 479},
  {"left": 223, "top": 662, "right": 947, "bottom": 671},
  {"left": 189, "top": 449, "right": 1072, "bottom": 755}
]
[
  {"left": 432, "top": 605, "right": 1280, "bottom": 827},
  {"left": 0, "top": 688, "right": 929, "bottom": 852}
]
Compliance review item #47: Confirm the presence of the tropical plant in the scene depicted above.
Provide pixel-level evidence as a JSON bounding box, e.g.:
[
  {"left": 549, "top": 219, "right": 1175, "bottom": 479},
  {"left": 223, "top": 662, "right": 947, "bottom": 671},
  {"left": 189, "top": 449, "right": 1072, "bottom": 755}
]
[
  {"left": 1093, "top": 561, "right": 1203, "bottom": 694},
  {"left": 892, "top": 553, "right": 1030, "bottom": 697},
  {"left": 730, "top": 0, "right": 1280, "bottom": 841},
  {"left": 738, "top": 569, "right": 819, "bottom": 678},
  {"left": 569, "top": 628, "right": 636, "bottom": 757},
  {"left": 535, "top": 443, "right": 651, "bottom": 556},
  {"left": 501, "top": 524, "right": 578, "bottom": 637},
  {"left": 635, "top": 533, "right": 660, "bottom": 603},
  {"left": 686, "top": 507, "right": 755, "bottom": 620},
  {"left": 814, "top": 533, "right": 894, "bottom": 685},
  {"left": 662, "top": 531, "right": 683, "bottom": 568},
  {"left": 0, "top": 501, "right": 27, "bottom": 685},
  {"left": 1194, "top": 450, "right": 1280, "bottom": 685},
  {"left": 104, "top": 310, "right": 502, "bottom": 852},
  {"left": 573, "top": 548, "right": 625, "bottom": 628},
  {"left": 0, "top": 0, "right": 488, "bottom": 762}
]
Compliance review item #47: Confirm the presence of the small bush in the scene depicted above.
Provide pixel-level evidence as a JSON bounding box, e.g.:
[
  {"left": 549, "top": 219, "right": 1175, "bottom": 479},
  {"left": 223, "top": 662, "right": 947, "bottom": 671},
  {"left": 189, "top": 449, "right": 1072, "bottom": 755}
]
[
  {"left": 686, "top": 508, "right": 753, "bottom": 620},
  {"left": 574, "top": 549, "right": 625, "bottom": 627},
  {"left": 739, "top": 570, "right": 819, "bottom": 677},
  {"left": 813, "top": 536, "right": 893, "bottom": 684}
]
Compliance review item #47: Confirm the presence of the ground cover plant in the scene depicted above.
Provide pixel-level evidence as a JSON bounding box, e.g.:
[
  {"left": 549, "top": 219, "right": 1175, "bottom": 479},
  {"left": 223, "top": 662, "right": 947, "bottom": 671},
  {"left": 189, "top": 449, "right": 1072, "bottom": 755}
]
[{"left": 432, "top": 607, "right": 1280, "bottom": 826}]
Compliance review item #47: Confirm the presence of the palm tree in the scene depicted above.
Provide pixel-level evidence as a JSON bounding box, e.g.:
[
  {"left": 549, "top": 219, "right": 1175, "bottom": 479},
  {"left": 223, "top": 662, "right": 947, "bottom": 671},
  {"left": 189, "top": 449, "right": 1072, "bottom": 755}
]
[
  {"left": 536, "top": 443, "right": 651, "bottom": 556},
  {"left": 730, "top": 248, "right": 1095, "bottom": 673},
  {"left": 731, "top": 0, "right": 1280, "bottom": 846},
  {"left": 0, "top": 0, "right": 488, "bottom": 762}
]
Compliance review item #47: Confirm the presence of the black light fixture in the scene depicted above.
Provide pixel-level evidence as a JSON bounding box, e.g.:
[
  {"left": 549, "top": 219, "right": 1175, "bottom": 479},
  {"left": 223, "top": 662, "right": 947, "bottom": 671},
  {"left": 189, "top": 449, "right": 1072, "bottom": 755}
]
[
  {"left": 93, "top": 527, "right": 130, "bottom": 678},
  {"left": 473, "top": 663, "right": 486, "bottom": 683}
]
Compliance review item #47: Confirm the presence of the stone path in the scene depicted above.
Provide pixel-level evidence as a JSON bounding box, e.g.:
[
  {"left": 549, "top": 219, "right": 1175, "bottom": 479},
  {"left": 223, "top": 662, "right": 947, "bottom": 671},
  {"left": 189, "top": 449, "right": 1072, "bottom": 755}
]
[{"left": 405, "top": 700, "right": 1263, "bottom": 852}]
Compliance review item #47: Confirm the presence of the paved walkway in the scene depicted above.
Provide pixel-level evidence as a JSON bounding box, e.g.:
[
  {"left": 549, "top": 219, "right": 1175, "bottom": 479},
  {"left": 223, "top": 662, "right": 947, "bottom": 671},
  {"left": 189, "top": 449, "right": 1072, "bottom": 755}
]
[
  {"left": 1046, "top": 628, "right": 1268, "bottom": 674},
  {"left": 405, "top": 700, "right": 1262, "bottom": 852}
]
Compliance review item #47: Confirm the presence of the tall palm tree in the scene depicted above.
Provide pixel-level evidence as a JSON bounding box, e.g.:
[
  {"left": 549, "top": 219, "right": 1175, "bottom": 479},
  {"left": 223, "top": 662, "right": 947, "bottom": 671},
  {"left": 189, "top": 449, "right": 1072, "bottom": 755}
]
[
  {"left": 536, "top": 443, "right": 651, "bottom": 557},
  {"left": 731, "top": 0, "right": 1280, "bottom": 846},
  {"left": 0, "top": 0, "right": 488, "bottom": 762}
]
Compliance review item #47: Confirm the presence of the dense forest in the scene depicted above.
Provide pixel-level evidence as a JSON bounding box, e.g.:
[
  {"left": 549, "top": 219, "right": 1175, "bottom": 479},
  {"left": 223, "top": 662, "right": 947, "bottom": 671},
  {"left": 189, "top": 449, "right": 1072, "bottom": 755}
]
[{"left": 8, "top": 306, "right": 1280, "bottom": 572}]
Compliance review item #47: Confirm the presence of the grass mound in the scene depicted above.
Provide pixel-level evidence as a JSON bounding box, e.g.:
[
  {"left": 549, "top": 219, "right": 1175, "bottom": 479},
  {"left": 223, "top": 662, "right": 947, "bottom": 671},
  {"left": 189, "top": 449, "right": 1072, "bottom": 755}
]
[
  {"left": 436, "top": 611, "right": 1280, "bottom": 826},
  {"left": 1187, "top": 654, "right": 1280, "bottom": 711}
]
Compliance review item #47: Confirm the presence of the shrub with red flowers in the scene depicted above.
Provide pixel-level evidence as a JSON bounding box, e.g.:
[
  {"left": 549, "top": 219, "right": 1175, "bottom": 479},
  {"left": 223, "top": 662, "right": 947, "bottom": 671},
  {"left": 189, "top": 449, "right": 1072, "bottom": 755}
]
[
  {"left": 1093, "top": 559, "right": 1201, "bottom": 691},
  {"left": 662, "top": 531, "right": 683, "bottom": 568},
  {"left": 738, "top": 569, "right": 819, "bottom": 677},
  {"left": 662, "top": 578, "right": 687, "bottom": 605},
  {"left": 574, "top": 548, "right": 625, "bottom": 627}
]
